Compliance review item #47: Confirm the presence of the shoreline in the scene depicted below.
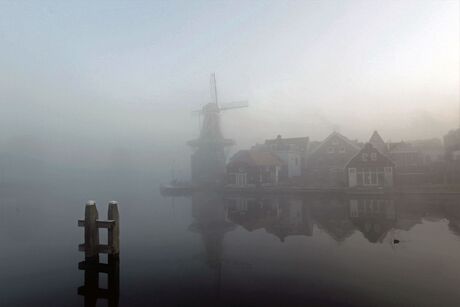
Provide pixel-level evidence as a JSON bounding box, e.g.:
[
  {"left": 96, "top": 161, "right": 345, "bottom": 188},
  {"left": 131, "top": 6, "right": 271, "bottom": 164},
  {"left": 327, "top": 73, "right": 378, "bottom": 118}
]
[{"left": 160, "top": 184, "right": 460, "bottom": 197}]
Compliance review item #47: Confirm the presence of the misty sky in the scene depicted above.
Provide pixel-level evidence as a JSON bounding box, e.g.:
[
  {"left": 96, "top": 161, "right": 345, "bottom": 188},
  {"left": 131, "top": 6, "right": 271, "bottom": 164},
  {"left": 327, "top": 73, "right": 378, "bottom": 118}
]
[{"left": 0, "top": 0, "right": 458, "bottom": 171}]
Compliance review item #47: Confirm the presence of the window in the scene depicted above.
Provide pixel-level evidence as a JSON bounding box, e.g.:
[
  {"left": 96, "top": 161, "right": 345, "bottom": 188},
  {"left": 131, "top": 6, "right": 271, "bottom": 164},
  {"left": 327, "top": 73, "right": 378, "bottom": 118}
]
[
  {"left": 328, "top": 147, "right": 334, "bottom": 153},
  {"left": 378, "top": 172, "right": 384, "bottom": 184},
  {"left": 364, "top": 171, "right": 371, "bottom": 184},
  {"left": 236, "top": 198, "right": 248, "bottom": 210},
  {"left": 339, "top": 147, "right": 345, "bottom": 153},
  {"left": 356, "top": 167, "right": 385, "bottom": 186},
  {"left": 371, "top": 152, "right": 377, "bottom": 161},
  {"left": 235, "top": 173, "right": 247, "bottom": 186},
  {"left": 357, "top": 168, "right": 363, "bottom": 185},
  {"left": 362, "top": 153, "right": 368, "bottom": 161},
  {"left": 371, "top": 171, "right": 377, "bottom": 183}
]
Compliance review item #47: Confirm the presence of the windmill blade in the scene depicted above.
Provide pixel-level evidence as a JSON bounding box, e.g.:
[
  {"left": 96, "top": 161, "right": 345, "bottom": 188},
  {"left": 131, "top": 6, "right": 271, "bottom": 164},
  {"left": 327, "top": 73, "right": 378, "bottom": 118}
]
[{"left": 219, "top": 100, "right": 249, "bottom": 111}]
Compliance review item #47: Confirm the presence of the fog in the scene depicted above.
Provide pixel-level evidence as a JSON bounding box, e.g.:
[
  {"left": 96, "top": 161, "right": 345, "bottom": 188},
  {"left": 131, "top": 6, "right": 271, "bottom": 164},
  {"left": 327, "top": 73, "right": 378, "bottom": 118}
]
[
  {"left": 0, "top": 0, "right": 458, "bottom": 177},
  {"left": 2, "top": 2, "right": 460, "bottom": 306}
]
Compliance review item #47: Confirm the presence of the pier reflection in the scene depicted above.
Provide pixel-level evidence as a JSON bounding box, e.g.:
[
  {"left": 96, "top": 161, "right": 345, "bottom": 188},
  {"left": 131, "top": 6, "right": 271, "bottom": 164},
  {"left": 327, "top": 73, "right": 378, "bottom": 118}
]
[{"left": 78, "top": 256, "right": 120, "bottom": 307}]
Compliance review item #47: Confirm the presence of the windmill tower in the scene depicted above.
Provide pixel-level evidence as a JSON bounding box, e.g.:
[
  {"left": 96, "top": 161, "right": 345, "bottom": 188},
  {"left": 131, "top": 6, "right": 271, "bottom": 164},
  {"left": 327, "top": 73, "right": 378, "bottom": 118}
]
[{"left": 188, "top": 73, "right": 248, "bottom": 186}]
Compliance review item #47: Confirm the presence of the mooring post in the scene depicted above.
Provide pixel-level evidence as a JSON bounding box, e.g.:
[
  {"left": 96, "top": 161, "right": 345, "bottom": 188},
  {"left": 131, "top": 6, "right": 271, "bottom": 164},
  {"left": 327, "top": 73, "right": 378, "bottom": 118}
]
[
  {"left": 107, "top": 201, "right": 120, "bottom": 307},
  {"left": 78, "top": 200, "right": 120, "bottom": 307},
  {"left": 84, "top": 200, "right": 100, "bottom": 261},
  {"left": 108, "top": 201, "right": 120, "bottom": 258}
]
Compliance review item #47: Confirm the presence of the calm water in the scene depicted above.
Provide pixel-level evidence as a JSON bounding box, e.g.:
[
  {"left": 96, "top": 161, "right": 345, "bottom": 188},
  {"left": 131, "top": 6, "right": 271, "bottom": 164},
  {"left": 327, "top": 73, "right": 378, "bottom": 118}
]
[{"left": 2, "top": 171, "right": 460, "bottom": 307}]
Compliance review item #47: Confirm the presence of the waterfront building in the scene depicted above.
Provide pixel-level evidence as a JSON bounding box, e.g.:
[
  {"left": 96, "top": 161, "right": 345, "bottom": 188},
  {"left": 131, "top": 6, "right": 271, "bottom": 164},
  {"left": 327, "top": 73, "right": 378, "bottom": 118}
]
[
  {"left": 305, "top": 131, "right": 361, "bottom": 187},
  {"left": 226, "top": 149, "right": 283, "bottom": 187},
  {"left": 388, "top": 141, "right": 424, "bottom": 185},
  {"left": 345, "top": 143, "right": 395, "bottom": 188}
]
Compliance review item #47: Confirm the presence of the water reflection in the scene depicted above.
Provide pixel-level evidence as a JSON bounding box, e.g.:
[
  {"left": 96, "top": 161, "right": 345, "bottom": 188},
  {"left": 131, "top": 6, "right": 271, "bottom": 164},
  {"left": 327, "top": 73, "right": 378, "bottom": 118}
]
[
  {"left": 225, "top": 196, "right": 313, "bottom": 241},
  {"left": 188, "top": 192, "right": 236, "bottom": 301},
  {"left": 3, "top": 184, "right": 460, "bottom": 306},
  {"left": 216, "top": 193, "right": 460, "bottom": 244},
  {"left": 182, "top": 192, "right": 460, "bottom": 306},
  {"left": 349, "top": 198, "right": 396, "bottom": 243},
  {"left": 77, "top": 256, "right": 119, "bottom": 307}
]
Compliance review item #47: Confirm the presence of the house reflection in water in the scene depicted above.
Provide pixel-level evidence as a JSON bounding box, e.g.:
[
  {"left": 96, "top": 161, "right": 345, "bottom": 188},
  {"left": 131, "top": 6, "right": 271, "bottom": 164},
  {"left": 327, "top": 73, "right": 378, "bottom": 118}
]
[
  {"left": 311, "top": 196, "right": 355, "bottom": 242},
  {"left": 349, "top": 198, "right": 396, "bottom": 243},
  {"left": 182, "top": 191, "right": 460, "bottom": 306},
  {"left": 225, "top": 196, "right": 313, "bottom": 241},
  {"left": 218, "top": 194, "right": 460, "bottom": 244}
]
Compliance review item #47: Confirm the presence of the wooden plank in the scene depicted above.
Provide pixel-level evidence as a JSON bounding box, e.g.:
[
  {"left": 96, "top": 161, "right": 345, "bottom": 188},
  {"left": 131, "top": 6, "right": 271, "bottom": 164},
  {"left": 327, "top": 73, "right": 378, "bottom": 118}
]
[
  {"left": 78, "top": 286, "right": 112, "bottom": 299},
  {"left": 96, "top": 220, "right": 115, "bottom": 228},
  {"left": 78, "top": 261, "right": 114, "bottom": 273},
  {"left": 78, "top": 220, "right": 115, "bottom": 229},
  {"left": 79, "top": 244, "right": 113, "bottom": 253}
]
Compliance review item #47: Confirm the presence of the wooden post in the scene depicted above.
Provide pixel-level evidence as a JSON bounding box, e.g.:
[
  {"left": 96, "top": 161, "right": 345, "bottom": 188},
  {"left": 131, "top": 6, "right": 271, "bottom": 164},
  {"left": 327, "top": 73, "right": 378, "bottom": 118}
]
[
  {"left": 84, "top": 201, "right": 99, "bottom": 261},
  {"left": 108, "top": 201, "right": 120, "bottom": 307},
  {"left": 108, "top": 256, "right": 120, "bottom": 307},
  {"left": 78, "top": 200, "right": 120, "bottom": 307},
  {"left": 108, "top": 201, "right": 120, "bottom": 258}
]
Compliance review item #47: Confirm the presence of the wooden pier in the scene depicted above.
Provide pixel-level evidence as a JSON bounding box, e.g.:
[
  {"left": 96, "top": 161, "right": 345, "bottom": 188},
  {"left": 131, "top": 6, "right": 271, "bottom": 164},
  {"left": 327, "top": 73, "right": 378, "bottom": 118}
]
[{"left": 78, "top": 200, "right": 120, "bottom": 307}]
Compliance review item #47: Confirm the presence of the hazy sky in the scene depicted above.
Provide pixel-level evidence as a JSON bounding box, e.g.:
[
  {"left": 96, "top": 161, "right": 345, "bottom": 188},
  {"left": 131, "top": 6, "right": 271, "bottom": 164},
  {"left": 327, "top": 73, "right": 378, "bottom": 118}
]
[{"left": 0, "top": 0, "right": 458, "bottom": 169}]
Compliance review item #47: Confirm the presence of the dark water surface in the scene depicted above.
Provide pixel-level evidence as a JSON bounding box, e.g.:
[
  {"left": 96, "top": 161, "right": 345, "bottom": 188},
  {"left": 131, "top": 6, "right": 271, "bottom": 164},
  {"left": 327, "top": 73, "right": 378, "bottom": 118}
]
[{"left": 2, "top": 172, "right": 460, "bottom": 307}]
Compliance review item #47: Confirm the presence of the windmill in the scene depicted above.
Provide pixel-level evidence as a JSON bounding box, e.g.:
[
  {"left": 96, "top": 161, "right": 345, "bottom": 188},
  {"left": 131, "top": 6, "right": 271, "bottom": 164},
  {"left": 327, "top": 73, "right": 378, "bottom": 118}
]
[{"left": 188, "top": 73, "right": 248, "bottom": 186}]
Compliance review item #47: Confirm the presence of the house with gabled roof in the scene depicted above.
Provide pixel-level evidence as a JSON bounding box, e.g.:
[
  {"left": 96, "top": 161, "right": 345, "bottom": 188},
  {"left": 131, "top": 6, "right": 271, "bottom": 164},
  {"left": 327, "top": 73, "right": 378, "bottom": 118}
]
[
  {"left": 388, "top": 141, "right": 425, "bottom": 185},
  {"left": 226, "top": 149, "right": 283, "bottom": 187},
  {"left": 262, "top": 135, "right": 309, "bottom": 179},
  {"left": 345, "top": 143, "right": 395, "bottom": 188},
  {"left": 389, "top": 141, "right": 424, "bottom": 170},
  {"left": 305, "top": 131, "right": 361, "bottom": 187}
]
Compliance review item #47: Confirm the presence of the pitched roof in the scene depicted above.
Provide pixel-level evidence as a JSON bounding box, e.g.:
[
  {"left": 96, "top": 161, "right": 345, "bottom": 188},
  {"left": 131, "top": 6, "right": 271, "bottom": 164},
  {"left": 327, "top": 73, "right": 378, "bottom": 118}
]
[
  {"left": 307, "top": 141, "right": 321, "bottom": 153},
  {"left": 369, "top": 131, "right": 388, "bottom": 154},
  {"left": 310, "top": 131, "right": 361, "bottom": 156},
  {"left": 230, "top": 149, "right": 283, "bottom": 167},
  {"left": 265, "top": 135, "right": 309, "bottom": 149},
  {"left": 346, "top": 143, "right": 395, "bottom": 168}
]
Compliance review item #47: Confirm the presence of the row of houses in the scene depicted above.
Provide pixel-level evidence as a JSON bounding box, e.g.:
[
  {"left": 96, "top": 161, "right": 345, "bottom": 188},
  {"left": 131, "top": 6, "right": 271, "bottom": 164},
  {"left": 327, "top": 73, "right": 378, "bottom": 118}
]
[{"left": 226, "top": 130, "right": 449, "bottom": 188}]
